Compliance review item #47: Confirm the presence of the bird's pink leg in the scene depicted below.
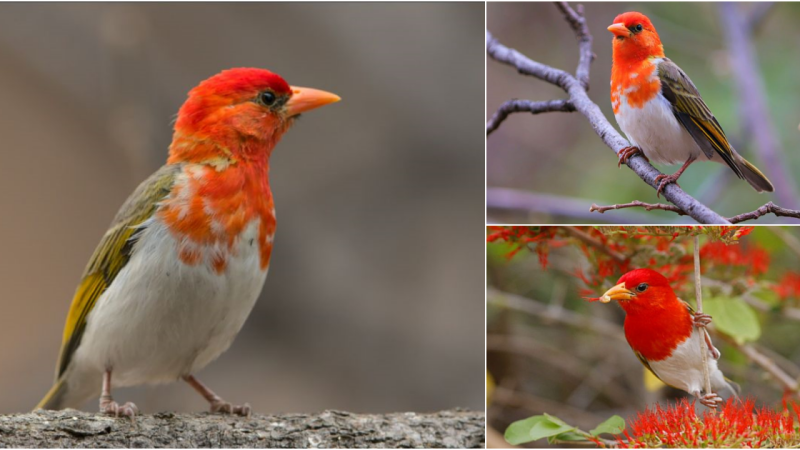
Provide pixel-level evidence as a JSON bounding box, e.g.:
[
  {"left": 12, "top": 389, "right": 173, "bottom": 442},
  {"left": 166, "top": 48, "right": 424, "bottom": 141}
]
[
  {"left": 99, "top": 369, "right": 138, "bottom": 417},
  {"left": 654, "top": 156, "right": 696, "bottom": 197},
  {"left": 183, "top": 375, "right": 251, "bottom": 417},
  {"left": 617, "top": 146, "right": 649, "bottom": 168},
  {"left": 693, "top": 390, "right": 723, "bottom": 409},
  {"left": 692, "top": 312, "right": 721, "bottom": 360}
]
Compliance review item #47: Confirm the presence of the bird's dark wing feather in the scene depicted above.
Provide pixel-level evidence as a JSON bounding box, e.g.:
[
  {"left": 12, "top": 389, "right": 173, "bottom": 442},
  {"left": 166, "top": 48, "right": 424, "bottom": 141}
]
[{"left": 658, "top": 58, "right": 743, "bottom": 178}]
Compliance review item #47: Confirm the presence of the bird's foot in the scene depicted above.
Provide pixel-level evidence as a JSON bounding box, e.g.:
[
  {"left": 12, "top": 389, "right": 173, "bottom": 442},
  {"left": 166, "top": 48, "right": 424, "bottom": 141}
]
[
  {"left": 617, "top": 146, "right": 648, "bottom": 168},
  {"left": 210, "top": 399, "right": 251, "bottom": 417},
  {"left": 654, "top": 173, "right": 682, "bottom": 198},
  {"left": 695, "top": 391, "right": 723, "bottom": 409},
  {"left": 693, "top": 312, "right": 713, "bottom": 328},
  {"left": 100, "top": 396, "right": 138, "bottom": 417}
]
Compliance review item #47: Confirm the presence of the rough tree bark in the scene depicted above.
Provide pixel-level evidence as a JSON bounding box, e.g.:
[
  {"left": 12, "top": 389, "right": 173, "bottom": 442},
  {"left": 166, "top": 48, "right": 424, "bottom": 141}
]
[{"left": 0, "top": 409, "right": 484, "bottom": 448}]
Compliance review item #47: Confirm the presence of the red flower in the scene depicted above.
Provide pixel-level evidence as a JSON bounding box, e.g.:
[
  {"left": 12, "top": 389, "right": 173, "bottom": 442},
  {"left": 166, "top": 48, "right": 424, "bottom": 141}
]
[
  {"left": 613, "top": 398, "right": 800, "bottom": 448},
  {"left": 775, "top": 272, "right": 800, "bottom": 301}
]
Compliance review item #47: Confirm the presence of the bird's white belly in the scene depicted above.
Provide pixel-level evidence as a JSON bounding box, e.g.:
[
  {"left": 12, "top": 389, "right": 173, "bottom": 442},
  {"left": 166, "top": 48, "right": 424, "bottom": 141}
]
[
  {"left": 615, "top": 91, "right": 714, "bottom": 166},
  {"left": 72, "top": 218, "right": 268, "bottom": 387},
  {"left": 648, "top": 330, "right": 721, "bottom": 395}
]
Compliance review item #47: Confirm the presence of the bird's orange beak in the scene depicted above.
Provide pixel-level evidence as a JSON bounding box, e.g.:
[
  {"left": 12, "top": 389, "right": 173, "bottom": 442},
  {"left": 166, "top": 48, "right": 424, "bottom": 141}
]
[
  {"left": 607, "top": 23, "right": 630, "bottom": 38},
  {"left": 286, "top": 86, "right": 341, "bottom": 116},
  {"left": 599, "top": 282, "right": 635, "bottom": 303}
]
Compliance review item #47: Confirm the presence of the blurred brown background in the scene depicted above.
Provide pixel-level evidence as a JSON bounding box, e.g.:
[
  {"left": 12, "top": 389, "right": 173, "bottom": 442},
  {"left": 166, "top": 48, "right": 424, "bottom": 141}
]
[
  {"left": 488, "top": 2, "right": 800, "bottom": 224},
  {"left": 0, "top": 3, "right": 484, "bottom": 414}
]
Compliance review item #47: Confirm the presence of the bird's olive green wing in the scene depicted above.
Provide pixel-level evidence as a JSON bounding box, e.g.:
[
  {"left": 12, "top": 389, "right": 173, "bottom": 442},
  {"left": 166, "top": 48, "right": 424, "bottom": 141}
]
[
  {"left": 658, "top": 58, "right": 744, "bottom": 179},
  {"left": 55, "top": 164, "right": 180, "bottom": 379}
]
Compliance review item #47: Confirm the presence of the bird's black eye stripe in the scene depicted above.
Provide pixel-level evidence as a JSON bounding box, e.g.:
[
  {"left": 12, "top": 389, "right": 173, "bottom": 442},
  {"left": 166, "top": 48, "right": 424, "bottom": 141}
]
[{"left": 636, "top": 283, "right": 648, "bottom": 293}]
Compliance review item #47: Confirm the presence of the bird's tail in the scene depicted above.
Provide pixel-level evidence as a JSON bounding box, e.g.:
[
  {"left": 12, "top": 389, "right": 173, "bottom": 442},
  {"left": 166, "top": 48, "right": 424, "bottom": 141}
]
[
  {"left": 735, "top": 153, "right": 774, "bottom": 193},
  {"left": 35, "top": 378, "right": 69, "bottom": 410}
]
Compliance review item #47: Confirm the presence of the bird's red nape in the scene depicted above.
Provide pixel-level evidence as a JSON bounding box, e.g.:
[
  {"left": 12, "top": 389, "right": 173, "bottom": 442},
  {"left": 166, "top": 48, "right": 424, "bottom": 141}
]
[{"left": 599, "top": 268, "right": 693, "bottom": 361}]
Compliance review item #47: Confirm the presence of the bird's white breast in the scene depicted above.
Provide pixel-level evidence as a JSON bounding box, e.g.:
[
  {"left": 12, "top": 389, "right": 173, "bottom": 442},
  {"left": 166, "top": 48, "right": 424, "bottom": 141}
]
[
  {"left": 72, "top": 217, "right": 268, "bottom": 387},
  {"left": 648, "top": 329, "right": 724, "bottom": 395},
  {"left": 613, "top": 64, "right": 717, "bottom": 166}
]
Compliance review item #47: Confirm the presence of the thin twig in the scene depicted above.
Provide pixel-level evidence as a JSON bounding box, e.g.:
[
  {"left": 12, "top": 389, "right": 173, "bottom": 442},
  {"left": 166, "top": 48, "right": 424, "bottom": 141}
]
[
  {"left": 487, "top": 188, "right": 659, "bottom": 224},
  {"left": 586, "top": 199, "right": 800, "bottom": 224},
  {"left": 486, "top": 99, "right": 574, "bottom": 135},
  {"left": 563, "top": 226, "right": 627, "bottom": 263},
  {"left": 719, "top": 3, "right": 799, "bottom": 208},
  {"left": 727, "top": 202, "right": 800, "bottom": 223},
  {"left": 486, "top": 4, "right": 729, "bottom": 224},
  {"left": 590, "top": 201, "right": 686, "bottom": 216},
  {"left": 554, "top": 2, "right": 593, "bottom": 91},
  {"left": 694, "top": 236, "right": 713, "bottom": 398},
  {"left": 718, "top": 333, "right": 800, "bottom": 395}
]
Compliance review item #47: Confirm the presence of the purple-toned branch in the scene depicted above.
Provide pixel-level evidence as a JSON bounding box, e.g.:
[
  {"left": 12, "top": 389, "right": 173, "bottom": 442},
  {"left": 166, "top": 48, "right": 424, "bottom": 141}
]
[
  {"left": 719, "top": 3, "right": 799, "bottom": 209},
  {"left": 587, "top": 199, "right": 800, "bottom": 224},
  {"left": 486, "top": 99, "right": 574, "bottom": 135},
  {"left": 486, "top": 3, "right": 730, "bottom": 224},
  {"left": 590, "top": 200, "right": 686, "bottom": 216}
]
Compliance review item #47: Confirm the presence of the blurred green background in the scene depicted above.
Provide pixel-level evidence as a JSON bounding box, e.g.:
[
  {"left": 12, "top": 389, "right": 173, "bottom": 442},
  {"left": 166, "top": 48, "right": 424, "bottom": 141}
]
[
  {"left": 487, "top": 226, "right": 800, "bottom": 447},
  {"left": 487, "top": 2, "right": 800, "bottom": 224},
  {"left": 0, "top": 3, "right": 484, "bottom": 414}
]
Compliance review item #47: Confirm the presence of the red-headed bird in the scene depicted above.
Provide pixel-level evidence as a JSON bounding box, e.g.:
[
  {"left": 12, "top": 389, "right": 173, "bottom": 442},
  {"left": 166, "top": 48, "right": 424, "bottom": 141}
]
[
  {"left": 36, "top": 68, "right": 340, "bottom": 416},
  {"left": 608, "top": 12, "right": 773, "bottom": 196},
  {"left": 597, "top": 269, "right": 738, "bottom": 408}
]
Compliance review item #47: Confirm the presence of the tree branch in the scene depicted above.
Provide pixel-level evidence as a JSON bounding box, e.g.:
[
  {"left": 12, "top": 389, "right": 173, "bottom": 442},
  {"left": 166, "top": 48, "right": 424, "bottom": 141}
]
[
  {"left": 486, "top": 3, "right": 730, "bottom": 224},
  {"left": 717, "top": 334, "right": 800, "bottom": 395},
  {"left": 486, "top": 99, "right": 574, "bottom": 135},
  {"left": 719, "top": 3, "right": 799, "bottom": 208},
  {"left": 586, "top": 200, "right": 800, "bottom": 224},
  {"left": 563, "top": 226, "right": 626, "bottom": 263},
  {"left": 0, "top": 409, "right": 485, "bottom": 448}
]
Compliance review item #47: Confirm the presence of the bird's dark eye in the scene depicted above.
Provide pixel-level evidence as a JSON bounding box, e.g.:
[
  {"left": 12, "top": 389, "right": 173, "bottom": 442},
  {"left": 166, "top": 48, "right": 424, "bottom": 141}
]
[
  {"left": 636, "top": 283, "right": 648, "bottom": 292},
  {"left": 634, "top": 24, "right": 643, "bottom": 32},
  {"left": 259, "top": 91, "right": 276, "bottom": 106}
]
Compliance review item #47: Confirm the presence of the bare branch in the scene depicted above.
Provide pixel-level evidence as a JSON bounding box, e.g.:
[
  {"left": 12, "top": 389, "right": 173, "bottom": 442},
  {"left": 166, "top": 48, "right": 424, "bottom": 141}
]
[
  {"left": 486, "top": 188, "right": 659, "bottom": 224},
  {"left": 486, "top": 4, "right": 730, "bottom": 224},
  {"left": 554, "top": 2, "right": 593, "bottom": 90},
  {"left": 717, "top": 333, "right": 800, "bottom": 395},
  {"left": 727, "top": 202, "right": 800, "bottom": 223},
  {"left": 563, "top": 226, "right": 627, "bottom": 263},
  {"left": 590, "top": 200, "right": 686, "bottom": 216},
  {"left": 694, "top": 236, "right": 713, "bottom": 397},
  {"left": 719, "top": 3, "right": 799, "bottom": 208},
  {"left": 586, "top": 199, "right": 800, "bottom": 224},
  {"left": 486, "top": 99, "right": 574, "bottom": 135}
]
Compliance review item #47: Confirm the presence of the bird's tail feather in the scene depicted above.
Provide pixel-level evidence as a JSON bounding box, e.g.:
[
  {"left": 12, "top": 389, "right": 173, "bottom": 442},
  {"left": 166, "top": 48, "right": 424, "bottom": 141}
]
[
  {"left": 35, "top": 378, "right": 68, "bottom": 410},
  {"left": 736, "top": 153, "right": 774, "bottom": 193}
]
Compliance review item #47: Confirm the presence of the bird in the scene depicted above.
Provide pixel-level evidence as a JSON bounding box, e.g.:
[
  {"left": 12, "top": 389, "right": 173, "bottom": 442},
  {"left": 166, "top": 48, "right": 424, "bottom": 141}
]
[
  {"left": 35, "top": 68, "right": 340, "bottom": 417},
  {"left": 595, "top": 268, "right": 738, "bottom": 408},
  {"left": 608, "top": 11, "right": 773, "bottom": 197}
]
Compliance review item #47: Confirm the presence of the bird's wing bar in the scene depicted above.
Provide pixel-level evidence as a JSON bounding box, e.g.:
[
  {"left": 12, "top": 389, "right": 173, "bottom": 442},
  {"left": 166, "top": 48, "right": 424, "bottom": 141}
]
[
  {"left": 55, "top": 164, "right": 180, "bottom": 379},
  {"left": 658, "top": 58, "right": 743, "bottom": 178}
]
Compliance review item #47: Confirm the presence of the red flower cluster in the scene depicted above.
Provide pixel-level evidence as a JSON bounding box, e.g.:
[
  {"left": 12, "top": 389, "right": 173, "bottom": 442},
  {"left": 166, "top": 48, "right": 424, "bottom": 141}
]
[
  {"left": 608, "top": 398, "right": 800, "bottom": 448},
  {"left": 700, "top": 241, "right": 770, "bottom": 276},
  {"left": 775, "top": 272, "right": 800, "bottom": 302}
]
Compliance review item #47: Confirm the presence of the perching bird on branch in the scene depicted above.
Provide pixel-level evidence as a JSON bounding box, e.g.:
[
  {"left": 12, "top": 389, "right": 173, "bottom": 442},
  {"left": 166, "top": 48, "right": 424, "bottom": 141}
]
[
  {"left": 36, "top": 68, "right": 340, "bottom": 417},
  {"left": 609, "top": 12, "right": 774, "bottom": 197},
  {"left": 593, "top": 269, "right": 739, "bottom": 408}
]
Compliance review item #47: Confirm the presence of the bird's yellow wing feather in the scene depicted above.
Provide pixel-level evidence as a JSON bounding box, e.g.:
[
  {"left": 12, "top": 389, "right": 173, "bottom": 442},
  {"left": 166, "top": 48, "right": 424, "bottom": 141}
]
[
  {"left": 658, "top": 58, "right": 743, "bottom": 179},
  {"left": 55, "top": 164, "right": 180, "bottom": 379}
]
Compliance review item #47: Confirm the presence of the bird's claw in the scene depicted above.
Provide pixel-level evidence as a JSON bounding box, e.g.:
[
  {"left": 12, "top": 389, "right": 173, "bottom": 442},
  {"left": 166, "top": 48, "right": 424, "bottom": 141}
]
[
  {"left": 617, "top": 146, "right": 647, "bottom": 168},
  {"left": 100, "top": 398, "right": 139, "bottom": 418},
  {"left": 693, "top": 312, "right": 713, "bottom": 328},
  {"left": 696, "top": 392, "right": 723, "bottom": 409},
  {"left": 654, "top": 173, "right": 682, "bottom": 198},
  {"left": 211, "top": 400, "right": 251, "bottom": 417}
]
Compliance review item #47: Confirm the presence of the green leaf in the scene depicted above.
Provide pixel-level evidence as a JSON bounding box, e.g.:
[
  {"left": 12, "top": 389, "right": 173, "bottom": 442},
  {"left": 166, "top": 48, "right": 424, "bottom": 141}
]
[
  {"left": 703, "top": 296, "right": 761, "bottom": 344},
  {"left": 751, "top": 288, "right": 780, "bottom": 308},
  {"left": 590, "top": 415, "right": 626, "bottom": 436},
  {"left": 548, "top": 431, "right": 588, "bottom": 443},
  {"left": 504, "top": 415, "right": 576, "bottom": 445}
]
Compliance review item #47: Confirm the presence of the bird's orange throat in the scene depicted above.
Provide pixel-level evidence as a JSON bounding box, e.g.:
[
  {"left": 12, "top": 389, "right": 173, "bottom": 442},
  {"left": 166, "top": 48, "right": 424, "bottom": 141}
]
[
  {"left": 159, "top": 154, "right": 277, "bottom": 274},
  {"left": 621, "top": 297, "right": 693, "bottom": 361},
  {"left": 610, "top": 59, "right": 661, "bottom": 114}
]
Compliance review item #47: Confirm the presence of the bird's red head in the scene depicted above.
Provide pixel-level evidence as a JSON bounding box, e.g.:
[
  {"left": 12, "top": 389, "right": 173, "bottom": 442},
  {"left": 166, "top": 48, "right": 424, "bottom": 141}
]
[
  {"left": 169, "top": 68, "right": 340, "bottom": 164},
  {"left": 599, "top": 268, "right": 678, "bottom": 314},
  {"left": 608, "top": 12, "right": 664, "bottom": 64}
]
